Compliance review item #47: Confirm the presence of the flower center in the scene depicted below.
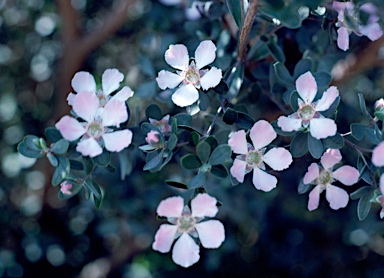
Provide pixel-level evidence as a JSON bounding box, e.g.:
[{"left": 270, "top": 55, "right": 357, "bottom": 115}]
[
  {"left": 246, "top": 150, "right": 263, "bottom": 168},
  {"left": 185, "top": 68, "right": 200, "bottom": 84},
  {"left": 318, "top": 170, "right": 333, "bottom": 185},
  {"left": 177, "top": 215, "right": 196, "bottom": 233},
  {"left": 298, "top": 104, "right": 316, "bottom": 121},
  {"left": 86, "top": 122, "right": 104, "bottom": 139}
]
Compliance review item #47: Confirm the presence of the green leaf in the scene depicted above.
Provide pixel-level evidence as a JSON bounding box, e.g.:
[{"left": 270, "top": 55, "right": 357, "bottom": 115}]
[
  {"left": 236, "top": 112, "right": 255, "bottom": 129},
  {"left": 212, "top": 80, "right": 229, "bottom": 95},
  {"left": 93, "top": 192, "right": 103, "bottom": 209},
  {"left": 224, "top": 63, "right": 244, "bottom": 100},
  {"left": 351, "top": 123, "right": 365, "bottom": 141},
  {"left": 189, "top": 132, "right": 200, "bottom": 147},
  {"left": 322, "top": 133, "right": 344, "bottom": 149},
  {"left": 82, "top": 156, "right": 94, "bottom": 175},
  {"left": 174, "top": 113, "right": 192, "bottom": 126},
  {"left": 47, "top": 153, "right": 58, "bottom": 167},
  {"left": 293, "top": 59, "right": 312, "bottom": 80},
  {"left": 187, "top": 172, "right": 206, "bottom": 189},
  {"left": 51, "top": 139, "right": 69, "bottom": 155},
  {"left": 45, "top": 127, "right": 63, "bottom": 143},
  {"left": 273, "top": 62, "right": 293, "bottom": 86},
  {"left": 52, "top": 156, "right": 70, "bottom": 186},
  {"left": 357, "top": 189, "right": 374, "bottom": 220},
  {"left": 308, "top": 134, "right": 323, "bottom": 159},
  {"left": 290, "top": 91, "right": 300, "bottom": 111},
  {"left": 197, "top": 141, "right": 211, "bottom": 164},
  {"left": 290, "top": 132, "right": 308, "bottom": 157},
  {"left": 84, "top": 179, "right": 102, "bottom": 200},
  {"left": 365, "top": 127, "right": 382, "bottom": 145},
  {"left": 143, "top": 150, "right": 164, "bottom": 171},
  {"left": 209, "top": 144, "right": 231, "bottom": 165},
  {"left": 17, "top": 142, "right": 44, "bottom": 158},
  {"left": 358, "top": 93, "right": 373, "bottom": 119},
  {"left": 146, "top": 104, "right": 163, "bottom": 120},
  {"left": 167, "top": 134, "right": 178, "bottom": 151},
  {"left": 298, "top": 178, "right": 311, "bottom": 194},
  {"left": 374, "top": 109, "right": 384, "bottom": 121},
  {"left": 211, "top": 164, "right": 228, "bottom": 178},
  {"left": 165, "top": 180, "right": 188, "bottom": 190},
  {"left": 313, "top": 72, "right": 332, "bottom": 90},
  {"left": 92, "top": 151, "right": 111, "bottom": 167},
  {"left": 320, "top": 96, "right": 340, "bottom": 118},
  {"left": 24, "top": 135, "right": 43, "bottom": 151},
  {"left": 181, "top": 154, "right": 202, "bottom": 170},
  {"left": 223, "top": 108, "right": 238, "bottom": 125},
  {"left": 226, "top": 0, "right": 242, "bottom": 28},
  {"left": 69, "top": 159, "right": 84, "bottom": 171},
  {"left": 268, "top": 39, "right": 286, "bottom": 63},
  {"left": 203, "top": 136, "right": 219, "bottom": 151},
  {"left": 357, "top": 154, "right": 376, "bottom": 185},
  {"left": 350, "top": 186, "right": 374, "bottom": 200},
  {"left": 199, "top": 91, "right": 210, "bottom": 111}
]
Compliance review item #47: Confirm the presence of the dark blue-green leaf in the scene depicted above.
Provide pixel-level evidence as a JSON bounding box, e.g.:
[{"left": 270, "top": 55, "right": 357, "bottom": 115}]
[
  {"left": 181, "top": 154, "right": 202, "bottom": 170},
  {"left": 290, "top": 132, "right": 308, "bottom": 157},
  {"left": 308, "top": 134, "right": 323, "bottom": 159},
  {"left": 197, "top": 141, "right": 211, "bottom": 164},
  {"left": 187, "top": 172, "right": 207, "bottom": 189},
  {"left": 209, "top": 144, "right": 231, "bottom": 165}
]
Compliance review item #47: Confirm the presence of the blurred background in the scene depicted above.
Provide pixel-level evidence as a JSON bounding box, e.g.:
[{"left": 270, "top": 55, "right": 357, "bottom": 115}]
[{"left": 1, "top": 0, "right": 384, "bottom": 277}]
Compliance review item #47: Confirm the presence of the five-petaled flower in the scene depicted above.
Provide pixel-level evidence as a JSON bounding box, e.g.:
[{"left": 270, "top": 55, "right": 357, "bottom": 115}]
[
  {"left": 152, "top": 193, "right": 225, "bottom": 268},
  {"left": 304, "top": 149, "right": 359, "bottom": 211},
  {"left": 55, "top": 90, "right": 132, "bottom": 157},
  {"left": 277, "top": 71, "right": 339, "bottom": 140},
  {"left": 67, "top": 68, "right": 134, "bottom": 108},
  {"left": 156, "top": 40, "right": 222, "bottom": 107},
  {"left": 333, "top": 1, "right": 383, "bottom": 51},
  {"left": 228, "top": 120, "right": 293, "bottom": 192}
]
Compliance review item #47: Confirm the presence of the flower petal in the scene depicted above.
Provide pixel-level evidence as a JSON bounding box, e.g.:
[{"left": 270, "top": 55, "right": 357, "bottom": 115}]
[
  {"left": 191, "top": 193, "right": 218, "bottom": 218},
  {"left": 194, "top": 40, "right": 216, "bottom": 69},
  {"left": 152, "top": 224, "right": 177, "bottom": 253},
  {"left": 102, "top": 100, "right": 128, "bottom": 127},
  {"left": 277, "top": 115, "right": 302, "bottom": 132},
  {"left": 156, "top": 70, "right": 183, "bottom": 90},
  {"left": 55, "top": 116, "right": 85, "bottom": 141},
  {"left": 171, "top": 84, "right": 199, "bottom": 107},
  {"left": 228, "top": 130, "right": 248, "bottom": 155},
  {"left": 200, "top": 67, "right": 222, "bottom": 90},
  {"left": 250, "top": 120, "right": 277, "bottom": 150},
  {"left": 110, "top": 86, "right": 134, "bottom": 102},
  {"left": 67, "top": 92, "right": 76, "bottom": 106},
  {"left": 380, "top": 174, "right": 384, "bottom": 195},
  {"left": 172, "top": 233, "right": 200, "bottom": 268},
  {"left": 252, "top": 167, "right": 277, "bottom": 192},
  {"left": 71, "top": 71, "right": 96, "bottom": 93},
  {"left": 359, "top": 23, "right": 383, "bottom": 41},
  {"left": 103, "top": 129, "right": 132, "bottom": 152},
  {"left": 263, "top": 147, "right": 292, "bottom": 171},
  {"left": 372, "top": 141, "right": 384, "bottom": 167},
  {"left": 309, "top": 118, "right": 337, "bottom": 139},
  {"left": 76, "top": 137, "right": 103, "bottom": 157},
  {"left": 326, "top": 184, "right": 349, "bottom": 210},
  {"left": 303, "top": 163, "right": 319, "bottom": 184},
  {"left": 165, "top": 44, "right": 189, "bottom": 70},
  {"left": 102, "top": 68, "right": 124, "bottom": 96},
  {"left": 195, "top": 220, "right": 225, "bottom": 249},
  {"left": 308, "top": 185, "right": 321, "bottom": 211},
  {"left": 315, "top": 86, "right": 339, "bottom": 112},
  {"left": 296, "top": 71, "right": 317, "bottom": 104},
  {"left": 73, "top": 91, "right": 99, "bottom": 122},
  {"left": 337, "top": 27, "right": 349, "bottom": 51},
  {"left": 230, "top": 158, "right": 247, "bottom": 183},
  {"left": 320, "top": 149, "right": 342, "bottom": 170},
  {"left": 157, "top": 196, "right": 184, "bottom": 218},
  {"left": 332, "top": 165, "right": 359, "bottom": 185}
]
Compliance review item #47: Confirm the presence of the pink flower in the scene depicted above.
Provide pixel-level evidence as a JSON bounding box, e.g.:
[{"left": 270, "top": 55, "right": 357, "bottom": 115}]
[
  {"left": 277, "top": 71, "right": 339, "bottom": 140},
  {"left": 60, "top": 181, "right": 72, "bottom": 195},
  {"left": 375, "top": 98, "right": 384, "bottom": 111},
  {"left": 149, "top": 115, "right": 172, "bottom": 134},
  {"left": 376, "top": 173, "right": 384, "bottom": 218},
  {"left": 152, "top": 193, "right": 225, "bottom": 268},
  {"left": 304, "top": 149, "right": 359, "bottom": 211},
  {"left": 55, "top": 91, "right": 132, "bottom": 157},
  {"left": 333, "top": 1, "right": 383, "bottom": 51},
  {"left": 67, "top": 68, "right": 133, "bottom": 107},
  {"left": 158, "top": 0, "right": 203, "bottom": 21},
  {"left": 156, "top": 40, "right": 222, "bottom": 107},
  {"left": 372, "top": 141, "right": 384, "bottom": 167},
  {"left": 228, "top": 120, "right": 293, "bottom": 192}
]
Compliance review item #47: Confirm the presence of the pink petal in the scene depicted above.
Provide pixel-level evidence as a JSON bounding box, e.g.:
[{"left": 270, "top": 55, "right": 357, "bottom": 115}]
[
  {"left": 157, "top": 196, "right": 184, "bottom": 218},
  {"left": 295, "top": 71, "right": 317, "bottom": 104},
  {"left": 55, "top": 116, "right": 85, "bottom": 141},
  {"left": 76, "top": 137, "right": 103, "bottom": 157},
  {"left": 326, "top": 184, "right": 349, "bottom": 210},
  {"left": 252, "top": 167, "right": 277, "bottom": 192},
  {"left": 309, "top": 118, "right": 337, "bottom": 139},
  {"left": 102, "top": 68, "right": 124, "bottom": 95},
  {"left": 315, "top": 86, "right": 339, "bottom": 112},
  {"left": 73, "top": 91, "right": 99, "bottom": 122},
  {"left": 195, "top": 220, "right": 225, "bottom": 249},
  {"left": 277, "top": 115, "right": 302, "bottom": 132},
  {"left": 320, "top": 149, "right": 342, "bottom": 170},
  {"left": 359, "top": 23, "right": 383, "bottom": 41},
  {"left": 337, "top": 27, "right": 349, "bottom": 51},
  {"left": 111, "top": 86, "right": 134, "bottom": 102},
  {"left": 71, "top": 71, "right": 96, "bottom": 93},
  {"left": 165, "top": 44, "right": 189, "bottom": 70},
  {"left": 194, "top": 40, "right": 217, "bottom": 69},
  {"left": 103, "top": 129, "right": 132, "bottom": 152},
  {"left": 230, "top": 159, "right": 247, "bottom": 183},
  {"left": 228, "top": 130, "right": 248, "bottom": 155},
  {"left": 360, "top": 3, "right": 377, "bottom": 14},
  {"left": 156, "top": 70, "right": 183, "bottom": 90},
  {"left": 152, "top": 224, "right": 177, "bottom": 253},
  {"left": 250, "top": 120, "right": 276, "bottom": 150},
  {"left": 191, "top": 193, "right": 218, "bottom": 218},
  {"left": 308, "top": 185, "right": 321, "bottom": 211},
  {"left": 185, "top": 2, "right": 202, "bottom": 20},
  {"left": 303, "top": 163, "right": 319, "bottom": 184},
  {"left": 171, "top": 84, "right": 199, "bottom": 107},
  {"left": 332, "top": 165, "right": 359, "bottom": 185},
  {"left": 332, "top": 1, "right": 347, "bottom": 16},
  {"left": 200, "top": 67, "right": 222, "bottom": 90},
  {"left": 67, "top": 92, "right": 76, "bottom": 106},
  {"left": 380, "top": 174, "right": 384, "bottom": 194},
  {"left": 172, "top": 233, "right": 200, "bottom": 268},
  {"left": 103, "top": 100, "right": 128, "bottom": 127},
  {"left": 263, "top": 147, "right": 292, "bottom": 171},
  {"left": 372, "top": 142, "right": 384, "bottom": 167}
]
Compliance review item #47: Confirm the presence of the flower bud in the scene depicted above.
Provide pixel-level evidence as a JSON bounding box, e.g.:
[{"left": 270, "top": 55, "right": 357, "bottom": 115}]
[{"left": 60, "top": 181, "right": 73, "bottom": 195}]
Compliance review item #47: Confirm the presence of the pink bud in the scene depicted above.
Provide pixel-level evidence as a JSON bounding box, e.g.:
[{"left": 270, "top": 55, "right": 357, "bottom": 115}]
[
  {"left": 145, "top": 130, "right": 161, "bottom": 146},
  {"left": 60, "top": 181, "right": 73, "bottom": 195},
  {"left": 375, "top": 98, "right": 384, "bottom": 111}
]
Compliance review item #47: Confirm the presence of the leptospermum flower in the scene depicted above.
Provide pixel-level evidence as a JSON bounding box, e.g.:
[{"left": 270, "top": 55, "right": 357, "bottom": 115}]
[
  {"left": 277, "top": 71, "right": 339, "bottom": 140},
  {"left": 152, "top": 193, "right": 225, "bottom": 268},
  {"left": 333, "top": 1, "right": 383, "bottom": 51},
  {"left": 371, "top": 142, "right": 384, "bottom": 218},
  {"left": 228, "top": 120, "right": 293, "bottom": 192},
  {"left": 55, "top": 91, "right": 132, "bottom": 157},
  {"left": 67, "top": 68, "right": 133, "bottom": 107},
  {"left": 149, "top": 115, "right": 171, "bottom": 134},
  {"left": 156, "top": 40, "right": 222, "bottom": 107},
  {"left": 304, "top": 149, "right": 359, "bottom": 211}
]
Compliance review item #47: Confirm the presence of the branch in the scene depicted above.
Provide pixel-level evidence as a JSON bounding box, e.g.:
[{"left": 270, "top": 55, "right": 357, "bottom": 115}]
[{"left": 237, "top": 0, "right": 258, "bottom": 63}]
